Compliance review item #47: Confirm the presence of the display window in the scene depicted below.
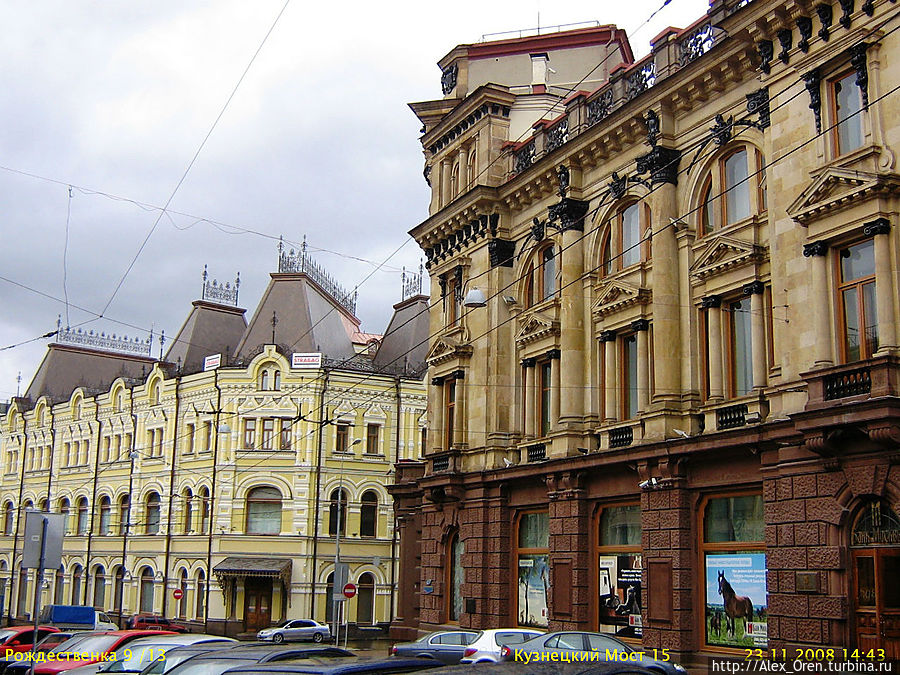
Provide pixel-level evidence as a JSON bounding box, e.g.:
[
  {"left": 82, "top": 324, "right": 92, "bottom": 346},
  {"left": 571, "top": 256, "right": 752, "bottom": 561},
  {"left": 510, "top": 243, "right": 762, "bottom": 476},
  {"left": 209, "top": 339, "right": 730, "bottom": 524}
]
[
  {"left": 516, "top": 511, "right": 549, "bottom": 628},
  {"left": 596, "top": 503, "right": 642, "bottom": 639}
]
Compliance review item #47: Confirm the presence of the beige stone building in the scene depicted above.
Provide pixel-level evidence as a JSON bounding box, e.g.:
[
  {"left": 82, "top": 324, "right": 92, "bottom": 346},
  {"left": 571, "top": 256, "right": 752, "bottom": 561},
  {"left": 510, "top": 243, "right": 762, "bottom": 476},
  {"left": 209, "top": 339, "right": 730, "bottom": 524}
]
[
  {"left": 392, "top": 0, "right": 900, "bottom": 663},
  {"left": 0, "top": 245, "right": 428, "bottom": 636}
]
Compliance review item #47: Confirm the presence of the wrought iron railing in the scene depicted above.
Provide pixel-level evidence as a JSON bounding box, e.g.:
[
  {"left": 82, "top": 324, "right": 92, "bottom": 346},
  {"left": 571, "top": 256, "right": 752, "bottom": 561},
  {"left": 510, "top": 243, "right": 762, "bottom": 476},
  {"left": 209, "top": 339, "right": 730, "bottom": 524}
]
[
  {"left": 527, "top": 443, "right": 547, "bottom": 462},
  {"left": 678, "top": 22, "right": 716, "bottom": 67},
  {"left": 278, "top": 238, "right": 357, "bottom": 316},
  {"left": 201, "top": 265, "right": 240, "bottom": 307},
  {"left": 716, "top": 403, "right": 748, "bottom": 430},
  {"left": 56, "top": 325, "right": 151, "bottom": 356},
  {"left": 824, "top": 367, "right": 872, "bottom": 400},
  {"left": 402, "top": 263, "right": 424, "bottom": 300},
  {"left": 432, "top": 455, "right": 450, "bottom": 472},
  {"left": 609, "top": 426, "right": 634, "bottom": 448},
  {"left": 546, "top": 118, "right": 569, "bottom": 153},
  {"left": 514, "top": 141, "right": 536, "bottom": 174}
]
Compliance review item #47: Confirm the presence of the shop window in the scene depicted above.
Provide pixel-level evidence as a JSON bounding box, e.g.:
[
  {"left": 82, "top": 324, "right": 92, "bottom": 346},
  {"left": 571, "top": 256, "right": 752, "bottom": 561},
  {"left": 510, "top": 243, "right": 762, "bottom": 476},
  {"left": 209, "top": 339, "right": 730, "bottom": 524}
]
[
  {"left": 516, "top": 511, "right": 549, "bottom": 628},
  {"left": 71, "top": 565, "right": 83, "bottom": 605},
  {"left": 700, "top": 494, "right": 766, "bottom": 650},
  {"left": 178, "top": 569, "right": 189, "bottom": 619},
  {"left": 360, "top": 491, "right": 378, "bottom": 538},
  {"left": 329, "top": 488, "right": 348, "bottom": 536},
  {"left": 699, "top": 147, "right": 765, "bottom": 234},
  {"left": 195, "top": 570, "right": 206, "bottom": 619},
  {"left": 838, "top": 239, "right": 878, "bottom": 362},
  {"left": 831, "top": 70, "right": 865, "bottom": 156},
  {"left": 246, "top": 486, "right": 282, "bottom": 535},
  {"left": 597, "top": 504, "right": 642, "bottom": 639},
  {"left": 113, "top": 567, "right": 124, "bottom": 613},
  {"left": 145, "top": 492, "right": 161, "bottom": 535},
  {"left": 447, "top": 532, "right": 465, "bottom": 622},
  {"left": 357, "top": 572, "right": 376, "bottom": 625}
]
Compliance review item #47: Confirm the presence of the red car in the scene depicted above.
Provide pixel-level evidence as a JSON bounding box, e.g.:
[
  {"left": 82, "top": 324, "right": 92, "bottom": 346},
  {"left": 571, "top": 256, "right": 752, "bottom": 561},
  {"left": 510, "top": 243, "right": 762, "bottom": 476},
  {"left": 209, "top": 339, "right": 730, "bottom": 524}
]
[
  {"left": 126, "top": 615, "right": 190, "bottom": 633},
  {"left": 0, "top": 625, "right": 60, "bottom": 654},
  {"left": 5, "top": 630, "right": 176, "bottom": 675}
]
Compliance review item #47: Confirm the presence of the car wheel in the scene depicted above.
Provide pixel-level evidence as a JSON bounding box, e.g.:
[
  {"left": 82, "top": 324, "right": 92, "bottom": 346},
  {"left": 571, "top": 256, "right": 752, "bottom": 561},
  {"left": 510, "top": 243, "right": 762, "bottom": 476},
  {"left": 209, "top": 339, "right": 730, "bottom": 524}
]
[
  {"left": 273, "top": 633, "right": 285, "bottom": 644},
  {"left": 313, "top": 632, "right": 324, "bottom": 643}
]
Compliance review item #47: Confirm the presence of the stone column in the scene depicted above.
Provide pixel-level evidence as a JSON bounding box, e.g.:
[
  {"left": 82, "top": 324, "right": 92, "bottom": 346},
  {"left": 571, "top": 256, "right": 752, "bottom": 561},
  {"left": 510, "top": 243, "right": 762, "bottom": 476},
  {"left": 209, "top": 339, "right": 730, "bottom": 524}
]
[
  {"left": 453, "top": 372, "right": 467, "bottom": 448},
  {"left": 547, "top": 473, "right": 589, "bottom": 630},
  {"left": 429, "top": 377, "right": 444, "bottom": 452},
  {"left": 440, "top": 158, "right": 452, "bottom": 210},
  {"left": 632, "top": 320, "right": 650, "bottom": 413},
  {"left": 600, "top": 331, "right": 617, "bottom": 421},
  {"left": 549, "top": 350, "right": 561, "bottom": 430},
  {"left": 743, "top": 281, "right": 766, "bottom": 390},
  {"left": 803, "top": 241, "right": 833, "bottom": 367},
  {"left": 523, "top": 359, "right": 536, "bottom": 438},
  {"left": 702, "top": 296, "right": 723, "bottom": 401},
  {"left": 559, "top": 228, "right": 585, "bottom": 427},
  {"left": 457, "top": 147, "right": 468, "bottom": 195},
  {"left": 865, "top": 218, "right": 897, "bottom": 353}
]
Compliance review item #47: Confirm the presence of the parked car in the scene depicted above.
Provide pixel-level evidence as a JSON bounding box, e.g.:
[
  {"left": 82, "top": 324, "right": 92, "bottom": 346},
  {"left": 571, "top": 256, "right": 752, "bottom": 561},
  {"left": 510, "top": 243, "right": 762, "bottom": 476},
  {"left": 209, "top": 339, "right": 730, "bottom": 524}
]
[
  {"left": 138, "top": 642, "right": 240, "bottom": 675},
  {"left": 257, "top": 620, "right": 331, "bottom": 644},
  {"left": 220, "top": 656, "right": 447, "bottom": 675},
  {"left": 390, "top": 631, "right": 479, "bottom": 664},
  {"left": 421, "top": 663, "right": 658, "bottom": 675},
  {"left": 39, "top": 606, "right": 118, "bottom": 631},
  {"left": 458, "top": 629, "right": 544, "bottom": 664},
  {"left": 125, "top": 616, "right": 190, "bottom": 633},
  {"left": 0, "top": 631, "right": 72, "bottom": 675},
  {"left": 502, "top": 632, "right": 687, "bottom": 674},
  {"left": 0, "top": 626, "right": 60, "bottom": 654},
  {"left": 5, "top": 630, "right": 177, "bottom": 675},
  {"left": 62, "top": 634, "right": 236, "bottom": 675},
  {"left": 159, "top": 644, "right": 354, "bottom": 675}
]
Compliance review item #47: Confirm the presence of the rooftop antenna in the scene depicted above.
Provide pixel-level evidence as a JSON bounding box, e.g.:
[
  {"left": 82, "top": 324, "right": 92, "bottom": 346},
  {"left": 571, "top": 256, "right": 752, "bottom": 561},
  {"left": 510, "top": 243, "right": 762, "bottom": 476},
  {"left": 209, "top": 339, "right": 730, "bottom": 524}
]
[
  {"left": 271, "top": 311, "right": 278, "bottom": 344},
  {"left": 16, "top": 372, "right": 21, "bottom": 397}
]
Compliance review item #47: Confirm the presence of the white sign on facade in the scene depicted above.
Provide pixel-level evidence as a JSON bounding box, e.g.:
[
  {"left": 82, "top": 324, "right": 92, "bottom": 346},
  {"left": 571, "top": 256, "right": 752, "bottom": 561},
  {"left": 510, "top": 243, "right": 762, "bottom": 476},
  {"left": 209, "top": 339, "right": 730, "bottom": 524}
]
[
  {"left": 292, "top": 352, "right": 322, "bottom": 369},
  {"left": 203, "top": 354, "right": 222, "bottom": 371}
]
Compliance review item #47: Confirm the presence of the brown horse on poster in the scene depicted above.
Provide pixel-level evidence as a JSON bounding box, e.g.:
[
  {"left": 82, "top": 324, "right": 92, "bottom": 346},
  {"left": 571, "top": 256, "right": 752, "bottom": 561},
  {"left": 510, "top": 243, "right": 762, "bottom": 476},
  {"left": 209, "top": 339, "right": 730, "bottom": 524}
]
[{"left": 718, "top": 570, "right": 754, "bottom": 638}]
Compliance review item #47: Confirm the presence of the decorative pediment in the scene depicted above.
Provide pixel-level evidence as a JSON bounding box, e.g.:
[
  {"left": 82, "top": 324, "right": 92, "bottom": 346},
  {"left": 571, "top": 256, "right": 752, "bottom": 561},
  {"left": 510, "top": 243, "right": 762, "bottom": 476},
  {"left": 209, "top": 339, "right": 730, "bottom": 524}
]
[
  {"left": 425, "top": 334, "right": 473, "bottom": 368},
  {"left": 786, "top": 167, "right": 900, "bottom": 225},
  {"left": 591, "top": 279, "right": 651, "bottom": 318},
  {"left": 363, "top": 403, "right": 387, "bottom": 421},
  {"left": 690, "top": 235, "right": 764, "bottom": 281},
  {"left": 515, "top": 312, "right": 560, "bottom": 347},
  {"left": 333, "top": 401, "right": 355, "bottom": 421}
]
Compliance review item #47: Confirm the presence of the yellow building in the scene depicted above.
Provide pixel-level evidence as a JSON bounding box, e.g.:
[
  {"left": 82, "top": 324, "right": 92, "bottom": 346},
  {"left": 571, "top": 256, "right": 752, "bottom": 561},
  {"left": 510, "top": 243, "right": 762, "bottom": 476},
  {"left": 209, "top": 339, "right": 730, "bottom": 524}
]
[{"left": 0, "top": 244, "right": 428, "bottom": 637}]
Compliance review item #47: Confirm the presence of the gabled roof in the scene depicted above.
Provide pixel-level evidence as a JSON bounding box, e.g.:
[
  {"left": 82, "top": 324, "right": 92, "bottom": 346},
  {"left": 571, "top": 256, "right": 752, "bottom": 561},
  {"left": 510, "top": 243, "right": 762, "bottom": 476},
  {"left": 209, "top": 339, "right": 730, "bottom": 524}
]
[
  {"left": 24, "top": 343, "right": 156, "bottom": 404},
  {"left": 164, "top": 300, "right": 247, "bottom": 375},
  {"left": 373, "top": 295, "right": 430, "bottom": 378}
]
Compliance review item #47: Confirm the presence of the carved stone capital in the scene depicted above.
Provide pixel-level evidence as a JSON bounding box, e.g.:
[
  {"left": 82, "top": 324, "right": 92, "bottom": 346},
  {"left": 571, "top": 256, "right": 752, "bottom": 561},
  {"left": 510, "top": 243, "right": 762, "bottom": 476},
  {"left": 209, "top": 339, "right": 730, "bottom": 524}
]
[
  {"left": 547, "top": 349, "right": 561, "bottom": 360},
  {"left": 488, "top": 238, "right": 516, "bottom": 268},
  {"left": 700, "top": 295, "right": 722, "bottom": 309},
  {"left": 863, "top": 217, "right": 891, "bottom": 237},
  {"left": 548, "top": 197, "right": 590, "bottom": 232},
  {"left": 521, "top": 357, "right": 537, "bottom": 368},
  {"left": 742, "top": 280, "right": 765, "bottom": 296},
  {"left": 635, "top": 145, "right": 681, "bottom": 186},
  {"left": 631, "top": 319, "right": 650, "bottom": 332},
  {"left": 803, "top": 240, "right": 828, "bottom": 257},
  {"left": 598, "top": 330, "right": 616, "bottom": 343}
]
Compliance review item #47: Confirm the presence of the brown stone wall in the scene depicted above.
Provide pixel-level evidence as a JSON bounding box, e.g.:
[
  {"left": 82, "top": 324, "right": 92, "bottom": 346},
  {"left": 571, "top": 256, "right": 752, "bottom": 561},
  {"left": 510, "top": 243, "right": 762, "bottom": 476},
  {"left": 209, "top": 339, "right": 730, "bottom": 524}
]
[
  {"left": 547, "top": 489, "right": 590, "bottom": 629},
  {"left": 458, "top": 492, "right": 511, "bottom": 628}
]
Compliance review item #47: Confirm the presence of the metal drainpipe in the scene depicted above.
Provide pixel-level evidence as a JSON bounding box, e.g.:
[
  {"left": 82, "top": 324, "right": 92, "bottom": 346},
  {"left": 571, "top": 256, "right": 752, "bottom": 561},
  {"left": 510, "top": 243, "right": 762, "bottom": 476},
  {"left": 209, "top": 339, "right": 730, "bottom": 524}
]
[
  {"left": 161, "top": 371, "right": 181, "bottom": 619},
  {"left": 204, "top": 370, "right": 221, "bottom": 634},
  {"left": 84, "top": 411, "right": 103, "bottom": 605},
  {"left": 309, "top": 368, "right": 330, "bottom": 619},
  {"left": 7, "top": 408, "right": 28, "bottom": 624},
  {"left": 117, "top": 387, "right": 138, "bottom": 628},
  {"left": 390, "top": 375, "right": 401, "bottom": 623}
]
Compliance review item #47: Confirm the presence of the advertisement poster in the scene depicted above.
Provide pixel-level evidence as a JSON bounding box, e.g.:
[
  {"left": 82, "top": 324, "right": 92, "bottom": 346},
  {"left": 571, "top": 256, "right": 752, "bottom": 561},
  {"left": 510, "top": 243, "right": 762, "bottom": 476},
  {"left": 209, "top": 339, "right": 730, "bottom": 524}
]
[
  {"left": 517, "top": 554, "right": 549, "bottom": 628},
  {"left": 705, "top": 553, "right": 768, "bottom": 648},
  {"left": 597, "top": 554, "right": 643, "bottom": 638}
]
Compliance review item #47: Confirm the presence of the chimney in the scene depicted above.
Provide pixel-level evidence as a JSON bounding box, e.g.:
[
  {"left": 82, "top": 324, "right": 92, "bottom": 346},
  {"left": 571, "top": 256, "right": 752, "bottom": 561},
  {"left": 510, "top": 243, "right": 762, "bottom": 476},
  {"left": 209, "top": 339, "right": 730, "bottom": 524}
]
[{"left": 531, "top": 53, "right": 549, "bottom": 94}]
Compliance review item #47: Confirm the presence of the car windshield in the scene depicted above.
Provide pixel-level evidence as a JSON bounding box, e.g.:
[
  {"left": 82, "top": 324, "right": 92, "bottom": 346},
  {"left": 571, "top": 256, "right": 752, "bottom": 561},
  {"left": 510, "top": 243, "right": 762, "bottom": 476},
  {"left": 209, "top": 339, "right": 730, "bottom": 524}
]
[
  {"left": 101, "top": 643, "right": 172, "bottom": 672},
  {"left": 493, "top": 632, "right": 538, "bottom": 646},
  {"left": 0, "top": 629, "right": 18, "bottom": 642},
  {"left": 164, "top": 658, "right": 257, "bottom": 675},
  {"left": 49, "top": 634, "right": 101, "bottom": 653},
  {"left": 54, "top": 634, "right": 119, "bottom": 657}
]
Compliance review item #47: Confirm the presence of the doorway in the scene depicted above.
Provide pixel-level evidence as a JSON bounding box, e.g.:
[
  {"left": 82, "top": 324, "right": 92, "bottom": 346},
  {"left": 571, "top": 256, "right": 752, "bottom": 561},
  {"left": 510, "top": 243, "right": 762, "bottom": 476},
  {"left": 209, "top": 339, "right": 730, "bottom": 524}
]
[
  {"left": 851, "top": 501, "right": 900, "bottom": 659},
  {"left": 244, "top": 578, "right": 272, "bottom": 631}
]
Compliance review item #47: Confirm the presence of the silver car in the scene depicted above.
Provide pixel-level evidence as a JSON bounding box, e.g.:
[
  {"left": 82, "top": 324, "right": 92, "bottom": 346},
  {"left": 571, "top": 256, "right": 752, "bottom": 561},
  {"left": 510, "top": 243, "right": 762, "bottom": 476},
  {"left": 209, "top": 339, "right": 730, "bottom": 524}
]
[
  {"left": 257, "top": 619, "right": 332, "bottom": 643},
  {"left": 459, "top": 628, "right": 544, "bottom": 663},
  {"left": 63, "top": 635, "right": 236, "bottom": 675}
]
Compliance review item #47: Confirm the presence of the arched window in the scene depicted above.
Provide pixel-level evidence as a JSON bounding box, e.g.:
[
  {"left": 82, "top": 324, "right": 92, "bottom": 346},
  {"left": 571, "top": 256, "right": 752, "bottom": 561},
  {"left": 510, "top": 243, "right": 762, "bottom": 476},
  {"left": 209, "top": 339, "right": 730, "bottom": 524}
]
[
  {"left": 698, "top": 146, "right": 765, "bottom": 234},
  {"left": 145, "top": 492, "right": 161, "bottom": 535},
  {"left": 450, "top": 161, "right": 460, "bottom": 199},
  {"left": 99, "top": 497, "right": 111, "bottom": 535},
  {"left": 73, "top": 398, "right": 82, "bottom": 420},
  {"left": 360, "top": 491, "right": 378, "bottom": 538},
  {"left": 599, "top": 229, "right": 612, "bottom": 278},
  {"left": 357, "top": 572, "right": 376, "bottom": 625},
  {"left": 619, "top": 203, "right": 642, "bottom": 268},
  {"left": 199, "top": 487, "right": 210, "bottom": 534},
  {"left": 150, "top": 383, "right": 161, "bottom": 406},
  {"left": 3, "top": 502, "right": 13, "bottom": 535},
  {"left": 118, "top": 495, "right": 130, "bottom": 535},
  {"left": 466, "top": 147, "right": 477, "bottom": 190},
  {"left": 76, "top": 497, "right": 89, "bottom": 535},
  {"left": 195, "top": 570, "right": 206, "bottom": 619},
  {"left": 178, "top": 569, "right": 189, "bottom": 619},
  {"left": 17, "top": 569, "right": 28, "bottom": 616},
  {"left": 273, "top": 370, "right": 281, "bottom": 390},
  {"left": 113, "top": 391, "right": 123, "bottom": 413},
  {"left": 260, "top": 370, "right": 270, "bottom": 390},
  {"left": 59, "top": 498, "right": 70, "bottom": 531},
  {"left": 113, "top": 567, "right": 124, "bottom": 614},
  {"left": 71, "top": 564, "right": 83, "bottom": 604},
  {"left": 447, "top": 533, "right": 465, "bottom": 622},
  {"left": 183, "top": 489, "right": 193, "bottom": 533},
  {"left": 245, "top": 486, "right": 282, "bottom": 535},
  {"left": 93, "top": 565, "right": 106, "bottom": 609},
  {"left": 328, "top": 489, "right": 348, "bottom": 536},
  {"left": 524, "top": 244, "right": 557, "bottom": 309},
  {"left": 54, "top": 566, "right": 65, "bottom": 603},
  {"left": 604, "top": 202, "right": 650, "bottom": 273},
  {"left": 139, "top": 567, "right": 154, "bottom": 614},
  {"left": 325, "top": 572, "right": 336, "bottom": 623}
]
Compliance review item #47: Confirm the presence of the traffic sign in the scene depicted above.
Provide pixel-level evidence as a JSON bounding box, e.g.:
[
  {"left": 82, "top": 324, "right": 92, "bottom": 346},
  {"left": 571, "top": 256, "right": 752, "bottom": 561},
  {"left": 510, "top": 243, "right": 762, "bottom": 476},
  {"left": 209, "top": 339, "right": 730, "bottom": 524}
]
[
  {"left": 173, "top": 588, "right": 184, "bottom": 600},
  {"left": 342, "top": 583, "right": 357, "bottom": 598}
]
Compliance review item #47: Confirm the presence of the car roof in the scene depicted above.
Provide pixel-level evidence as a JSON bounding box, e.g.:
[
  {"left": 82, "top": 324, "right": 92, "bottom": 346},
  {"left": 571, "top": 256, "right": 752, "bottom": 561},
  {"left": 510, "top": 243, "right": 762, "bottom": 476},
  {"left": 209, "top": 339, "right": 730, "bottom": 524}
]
[
  {"left": 120, "top": 635, "right": 236, "bottom": 646},
  {"left": 222, "top": 656, "right": 444, "bottom": 675},
  {"left": 190, "top": 644, "right": 351, "bottom": 660}
]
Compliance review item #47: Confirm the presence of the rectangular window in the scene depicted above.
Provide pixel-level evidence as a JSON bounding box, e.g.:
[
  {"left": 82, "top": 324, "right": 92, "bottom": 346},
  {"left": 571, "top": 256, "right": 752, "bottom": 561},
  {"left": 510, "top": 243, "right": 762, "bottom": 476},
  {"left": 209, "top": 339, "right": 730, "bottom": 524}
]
[
  {"left": 516, "top": 512, "right": 549, "bottom": 629},
  {"left": 724, "top": 149, "right": 751, "bottom": 225},
  {"left": 243, "top": 419, "right": 256, "bottom": 449},
  {"left": 366, "top": 423, "right": 380, "bottom": 454},
  {"left": 838, "top": 239, "right": 878, "bottom": 362},
  {"left": 444, "top": 380, "right": 456, "bottom": 449},
  {"left": 445, "top": 274, "right": 460, "bottom": 326},
  {"left": 185, "top": 424, "right": 195, "bottom": 454},
  {"left": 336, "top": 423, "right": 350, "bottom": 453},
  {"left": 620, "top": 204, "right": 641, "bottom": 268},
  {"left": 622, "top": 335, "right": 638, "bottom": 419},
  {"left": 539, "top": 362, "right": 551, "bottom": 437},
  {"left": 728, "top": 300, "right": 753, "bottom": 397},
  {"left": 597, "top": 504, "right": 642, "bottom": 639},
  {"left": 832, "top": 71, "right": 864, "bottom": 155},
  {"left": 202, "top": 422, "right": 211, "bottom": 452},
  {"left": 279, "top": 419, "right": 291, "bottom": 450},
  {"left": 261, "top": 418, "right": 275, "bottom": 450}
]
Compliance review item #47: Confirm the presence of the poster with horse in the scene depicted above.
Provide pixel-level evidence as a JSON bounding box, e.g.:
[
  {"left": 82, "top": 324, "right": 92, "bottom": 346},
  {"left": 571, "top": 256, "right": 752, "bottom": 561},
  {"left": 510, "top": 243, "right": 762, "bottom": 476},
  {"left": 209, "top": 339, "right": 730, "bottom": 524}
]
[{"left": 704, "top": 553, "right": 768, "bottom": 648}]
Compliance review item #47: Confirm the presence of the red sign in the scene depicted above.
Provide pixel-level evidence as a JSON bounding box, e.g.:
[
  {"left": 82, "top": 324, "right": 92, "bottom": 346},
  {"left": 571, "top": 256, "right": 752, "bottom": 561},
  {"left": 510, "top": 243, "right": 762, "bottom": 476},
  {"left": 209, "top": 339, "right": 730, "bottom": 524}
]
[
  {"left": 342, "top": 583, "right": 357, "bottom": 598},
  {"left": 173, "top": 588, "right": 184, "bottom": 600}
]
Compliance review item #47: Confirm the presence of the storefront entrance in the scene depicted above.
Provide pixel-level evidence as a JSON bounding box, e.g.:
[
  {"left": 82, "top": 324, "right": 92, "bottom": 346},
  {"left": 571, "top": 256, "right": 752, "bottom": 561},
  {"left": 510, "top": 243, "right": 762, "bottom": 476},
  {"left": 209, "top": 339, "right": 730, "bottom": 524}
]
[
  {"left": 244, "top": 578, "right": 272, "bottom": 631},
  {"left": 851, "top": 501, "right": 900, "bottom": 659}
]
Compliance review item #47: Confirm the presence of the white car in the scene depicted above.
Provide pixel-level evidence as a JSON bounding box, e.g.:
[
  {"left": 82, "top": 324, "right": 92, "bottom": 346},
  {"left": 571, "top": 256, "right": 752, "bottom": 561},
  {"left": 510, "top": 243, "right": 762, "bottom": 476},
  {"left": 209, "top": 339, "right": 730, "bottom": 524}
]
[
  {"left": 459, "top": 628, "right": 545, "bottom": 663},
  {"left": 257, "top": 619, "right": 331, "bottom": 643}
]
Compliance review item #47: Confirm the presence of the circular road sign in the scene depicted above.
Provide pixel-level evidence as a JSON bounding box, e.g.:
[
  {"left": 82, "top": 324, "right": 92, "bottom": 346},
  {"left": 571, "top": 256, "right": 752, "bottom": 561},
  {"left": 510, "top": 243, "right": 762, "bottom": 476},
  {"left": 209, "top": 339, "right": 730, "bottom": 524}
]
[
  {"left": 173, "top": 588, "right": 184, "bottom": 600},
  {"left": 342, "top": 583, "right": 357, "bottom": 599}
]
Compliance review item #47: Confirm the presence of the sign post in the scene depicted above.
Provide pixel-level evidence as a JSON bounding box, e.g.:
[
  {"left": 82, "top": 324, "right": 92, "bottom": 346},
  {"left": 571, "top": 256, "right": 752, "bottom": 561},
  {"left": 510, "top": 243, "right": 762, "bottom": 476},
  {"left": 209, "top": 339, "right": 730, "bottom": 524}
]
[
  {"left": 23, "top": 510, "right": 65, "bottom": 675},
  {"left": 342, "top": 583, "right": 357, "bottom": 599},
  {"left": 173, "top": 588, "right": 184, "bottom": 601}
]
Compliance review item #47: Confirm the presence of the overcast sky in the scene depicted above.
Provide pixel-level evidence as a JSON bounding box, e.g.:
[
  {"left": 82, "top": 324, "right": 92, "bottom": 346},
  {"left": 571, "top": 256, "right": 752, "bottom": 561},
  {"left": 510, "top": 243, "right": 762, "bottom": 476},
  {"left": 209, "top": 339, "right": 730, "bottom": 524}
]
[{"left": 0, "top": 0, "right": 709, "bottom": 399}]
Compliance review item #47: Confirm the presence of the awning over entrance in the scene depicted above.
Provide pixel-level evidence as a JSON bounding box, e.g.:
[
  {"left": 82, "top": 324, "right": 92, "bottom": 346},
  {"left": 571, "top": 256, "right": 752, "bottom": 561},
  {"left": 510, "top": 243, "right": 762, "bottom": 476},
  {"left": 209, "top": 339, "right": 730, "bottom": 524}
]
[{"left": 212, "top": 557, "right": 292, "bottom": 589}]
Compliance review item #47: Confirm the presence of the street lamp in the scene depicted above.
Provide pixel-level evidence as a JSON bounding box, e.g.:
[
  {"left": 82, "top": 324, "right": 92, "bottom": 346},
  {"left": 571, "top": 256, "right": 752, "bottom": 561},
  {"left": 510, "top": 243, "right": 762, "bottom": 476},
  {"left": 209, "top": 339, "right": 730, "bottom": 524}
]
[{"left": 332, "top": 438, "right": 361, "bottom": 647}]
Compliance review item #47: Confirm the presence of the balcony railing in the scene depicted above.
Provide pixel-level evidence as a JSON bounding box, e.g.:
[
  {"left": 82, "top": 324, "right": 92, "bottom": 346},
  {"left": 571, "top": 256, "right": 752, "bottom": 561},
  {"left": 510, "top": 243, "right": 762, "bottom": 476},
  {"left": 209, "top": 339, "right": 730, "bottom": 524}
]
[
  {"left": 805, "top": 357, "right": 900, "bottom": 410},
  {"left": 527, "top": 443, "right": 547, "bottom": 462},
  {"left": 716, "top": 403, "right": 748, "bottom": 430},
  {"left": 824, "top": 367, "right": 872, "bottom": 400},
  {"left": 432, "top": 455, "right": 450, "bottom": 472},
  {"left": 609, "top": 426, "right": 634, "bottom": 448}
]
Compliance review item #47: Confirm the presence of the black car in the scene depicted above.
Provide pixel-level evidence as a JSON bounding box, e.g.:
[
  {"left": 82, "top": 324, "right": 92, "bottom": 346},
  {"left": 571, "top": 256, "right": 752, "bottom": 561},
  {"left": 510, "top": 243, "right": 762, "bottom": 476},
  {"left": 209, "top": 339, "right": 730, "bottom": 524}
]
[
  {"left": 221, "top": 656, "right": 447, "bottom": 675},
  {"left": 390, "top": 632, "right": 479, "bottom": 665},
  {"left": 159, "top": 644, "right": 354, "bottom": 675}
]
